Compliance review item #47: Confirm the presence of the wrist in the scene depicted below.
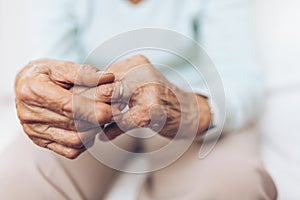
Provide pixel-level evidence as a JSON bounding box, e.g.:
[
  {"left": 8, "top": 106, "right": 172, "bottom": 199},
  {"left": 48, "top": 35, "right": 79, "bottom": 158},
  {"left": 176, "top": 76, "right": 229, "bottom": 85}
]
[
  {"left": 172, "top": 90, "right": 211, "bottom": 139},
  {"left": 196, "top": 95, "right": 212, "bottom": 134}
]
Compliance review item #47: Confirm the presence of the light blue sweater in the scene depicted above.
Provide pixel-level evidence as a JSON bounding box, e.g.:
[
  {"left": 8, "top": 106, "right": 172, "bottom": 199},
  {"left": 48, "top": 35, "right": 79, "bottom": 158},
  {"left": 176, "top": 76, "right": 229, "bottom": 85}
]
[{"left": 28, "top": 0, "right": 263, "bottom": 134}]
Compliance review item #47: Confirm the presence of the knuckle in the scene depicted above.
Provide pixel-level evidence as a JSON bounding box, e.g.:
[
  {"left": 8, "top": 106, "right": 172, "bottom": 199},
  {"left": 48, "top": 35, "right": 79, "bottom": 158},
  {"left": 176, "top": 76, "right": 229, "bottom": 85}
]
[
  {"left": 151, "top": 104, "right": 166, "bottom": 116},
  {"left": 31, "top": 64, "right": 49, "bottom": 74},
  {"left": 80, "top": 64, "right": 97, "bottom": 72},
  {"left": 19, "top": 111, "right": 35, "bottom": 123},
  {"left": 31, "top": 137, "right": 49, "bottom": 148},
  {"left": 69, "top": 134, "right": 83, "bottom": 148},
  {"left": 133, "top": 107, "right": 150, "bottom": 127},
  {"left": 133, "top": 54, "right": 149, "bottom": 63},
  {"left": 80, "top": 64, "right": 91, "bottom": 70},
  {"left": 65, "top": 149, "right": 81, "bottom": 159},
  {"left": 17, "top": 81, "right": 32, "bottom": 101},
  {"left": 97, "top": 84, "right": 113, "bottom": 98},
  {"left": 17, "top": 59, "right": 49, "bottom": 88},
  {"left": 22, "top": 124, "right": 33, "bottom": 136},
  {"left": 23, "top": 60, "right": 50, "bottom": 75},
  {"left": 60, "top": 96, "right": 73, "bottom": 114},
  {"left": 153, "top": 96, "right": 161, "bottom": 105}
]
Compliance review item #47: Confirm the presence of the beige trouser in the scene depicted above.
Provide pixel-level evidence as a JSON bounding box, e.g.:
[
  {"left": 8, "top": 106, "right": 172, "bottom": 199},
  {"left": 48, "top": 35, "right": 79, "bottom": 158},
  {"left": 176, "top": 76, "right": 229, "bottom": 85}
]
[{"left": 0, "top": 125, "right": 277, "bottom": 200}]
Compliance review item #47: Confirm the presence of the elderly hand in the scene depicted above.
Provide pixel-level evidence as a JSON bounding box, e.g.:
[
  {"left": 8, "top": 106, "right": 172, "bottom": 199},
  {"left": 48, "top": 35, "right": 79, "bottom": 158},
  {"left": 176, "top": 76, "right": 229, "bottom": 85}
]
[
  {"left": 15, "top": 59, "right": 115, "bottom": 159},
  {"left": 93, "top": 55, "right": 211, "bottom": 141}
]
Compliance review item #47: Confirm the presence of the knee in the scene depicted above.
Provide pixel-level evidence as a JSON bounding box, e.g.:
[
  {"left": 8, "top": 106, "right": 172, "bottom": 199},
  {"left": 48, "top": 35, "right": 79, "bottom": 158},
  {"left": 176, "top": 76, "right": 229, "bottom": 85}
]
[
  {"left": 139, "top": 160, "right": 278, "bottom": 200},
  {"left": 0, "top": 138, "right": 59, "bottom": 199},
  {"left": 189, "top": 160, "right": 278, "bottom": 200},
  {"left": 254, "top": 162, "right": 278, "bottom": 200}
]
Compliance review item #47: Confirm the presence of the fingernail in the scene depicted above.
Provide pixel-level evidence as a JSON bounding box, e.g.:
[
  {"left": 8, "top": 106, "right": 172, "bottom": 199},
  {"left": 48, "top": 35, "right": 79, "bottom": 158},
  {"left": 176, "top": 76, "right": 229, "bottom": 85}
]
[{"left": 97, "top": 71, "right": 113, "bottom": 75}]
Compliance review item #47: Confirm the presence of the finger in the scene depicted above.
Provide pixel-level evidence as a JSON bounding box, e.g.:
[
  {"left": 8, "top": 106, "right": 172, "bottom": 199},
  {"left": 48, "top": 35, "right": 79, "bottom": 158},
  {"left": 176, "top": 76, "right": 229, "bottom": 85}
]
[
  {"left": 95, "top": 81, "right": 132, "bottom": 103},
  {"left": 19, "top": 77, "right": 74, "bottom": 119},
  {"left": 73, "top": 95, "right": 114, "bottom": 125},
  {"left": 19, "top": 102, "right": 98, "bottom": 131},
  {"left": 22, "top": 79, "right": 113, "bottom": 125},
  {"left": 101, "top": 106, "right": 149, "bottom": 141},
  {"left": 95, "top": 82, "right": 119, "bottom": 103},
  {"left": 72, "top": 67, "right": 115, "bottom": 87},
  {"left": 24, "top": 124, "right": 100, "bottom": 148},
  {"left": 30, "top": 136, "right": 85, "bottom": 159},
  {"left": 30, "top": 59, "right": 115, "bottom": 87},
  {"left": 100, "top": 123, "right": 123, "bottom": 141},
  {"left": 47, "top": 142, "right": 87, "bottom": 159},
  {"left": 30, "top": 137, "right": 52, "bottom": 148},
  {"left": 45, "top": 138, "right": 95, "bottom": 159},
  {"left": 73, "top": 81, "right": 126, "bottom": 103},
  {"left": 104, "top": 54, "right": 150, "bottom": 79},
  {"left": 70, "top": 86, "right": 125, "bottom": 118}
]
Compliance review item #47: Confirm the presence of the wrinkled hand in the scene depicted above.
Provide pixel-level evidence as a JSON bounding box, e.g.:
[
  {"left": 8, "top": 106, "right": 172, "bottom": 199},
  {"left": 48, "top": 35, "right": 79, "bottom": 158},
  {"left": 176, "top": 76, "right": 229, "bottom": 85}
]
[
  {"left": 92, "top": 55, "right": 211, "bottom": 141},
  {"left": 15, "top": 59, "right": 115, "bottom": 159}
]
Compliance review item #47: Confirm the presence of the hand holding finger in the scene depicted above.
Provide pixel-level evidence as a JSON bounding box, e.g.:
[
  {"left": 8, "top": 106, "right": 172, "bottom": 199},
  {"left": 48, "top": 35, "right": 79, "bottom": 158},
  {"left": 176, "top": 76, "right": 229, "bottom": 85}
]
[{"left": 15, "top": 58, "right": 116, "bottom": 158}]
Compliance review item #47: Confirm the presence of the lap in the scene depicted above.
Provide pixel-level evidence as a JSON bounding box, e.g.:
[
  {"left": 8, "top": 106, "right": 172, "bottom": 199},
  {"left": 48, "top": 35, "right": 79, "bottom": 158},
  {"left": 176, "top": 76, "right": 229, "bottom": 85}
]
[
  {"left": 0, "top": 133, "right": 135, "bottom": 200},
  {"left": 0, "top": 126, "right": 277, "bottom": 200},
  {"left": 138, "top": 125, "right": 277, "bottom": 200}
]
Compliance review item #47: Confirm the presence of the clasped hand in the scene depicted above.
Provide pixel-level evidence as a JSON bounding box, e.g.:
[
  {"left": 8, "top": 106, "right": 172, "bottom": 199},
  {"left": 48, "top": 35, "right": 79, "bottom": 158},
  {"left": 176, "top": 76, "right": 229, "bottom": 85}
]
[{"left": 15, "top": 55, "right": 210, "bottom": 159}]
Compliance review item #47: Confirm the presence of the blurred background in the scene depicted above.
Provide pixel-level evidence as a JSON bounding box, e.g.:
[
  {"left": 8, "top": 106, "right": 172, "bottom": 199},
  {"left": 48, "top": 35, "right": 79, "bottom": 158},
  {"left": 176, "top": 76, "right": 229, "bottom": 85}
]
[
  {"left": 0, "top": 0, "right": 299, "bottom": 199},
  {"left": 0, "top": 0, "right": 29, "bottom": 150}
]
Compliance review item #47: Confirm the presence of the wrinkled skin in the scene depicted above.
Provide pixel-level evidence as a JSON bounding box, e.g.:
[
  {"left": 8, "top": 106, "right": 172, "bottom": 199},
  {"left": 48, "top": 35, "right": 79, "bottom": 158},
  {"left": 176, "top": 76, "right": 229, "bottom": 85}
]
[
  {"left": 15, "top": 55, "right": 211, "bottom": 159},
  {"left": 91, "top": 55, "right": 211, "bottom": 141},
  {"left": 15, "top": 59, "right": 115, "bottom": 159}
]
